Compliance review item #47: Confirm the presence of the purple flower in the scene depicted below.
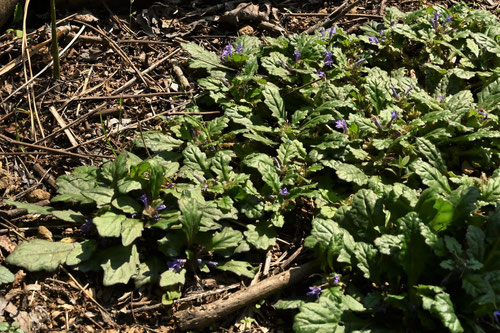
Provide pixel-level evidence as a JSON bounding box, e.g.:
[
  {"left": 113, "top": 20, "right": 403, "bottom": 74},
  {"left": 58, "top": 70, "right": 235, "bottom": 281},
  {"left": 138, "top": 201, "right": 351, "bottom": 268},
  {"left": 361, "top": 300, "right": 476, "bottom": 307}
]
[
  {"left": 355, "top": 58, "right": 366, "bottom": 66},
  {"left": 235, "top": 44, "right": 243, "bottom": 54},
  {"left": 206, "top": 260, "right": 218, "bottom": 267},
  {"left": 324, "top": 51, "right": 333, "bottom": 67},
  {"left": 196, "top": 258, "right": 203, "bottom": 265},
  {"left": 391, "top": 111, "right": 399, "bottom": 121},
  {"left": 431, "top": 11, "right": 440, "bottom": 29},
  {"left": 368, "top": 36, "right": 379, "bottom": 44},
  {"left": 221, "top": 43, "right": 232, "bottom": 59},
  {"left": 444, "top": 16, "right": 452, "bottom": 24},
  {"left": 154, "top": 203, "right": 166, "bottom": 214},
  {"left": 386, "top": 111, "right": 399, "bottom": 128},
  {"left": 478, "top": 109, "right": 488, "bottom": 120},
  {"left": 335, "top": 119, "right": 348, "bottom": 134},
  {"left": 390, "top": 85, "right": 400, "bottom": 100},
  {"left": 320, "top": 28, "right": 325, "bottom": 37},
  {"left": 273, "top": 157, "right": 281, "bottom": 171},
  {"left": 438, "top": 95, "right": 444, "bottom": 103},
  {"left": 279, "top": 187, "right": 289, "bottom": 196},
  {"left": 167, "top": 258, "right": 186, "bottom": 272},
  {"left": 405, "top": 84, "right": 414, "bottom": 97},
  {"left": 494, "top": 310, "right": 500, "bottom": 323},
  {"left": 317, "top": 71, "right": 325, "bottom": 78},
  {"left": 333, "top": 274, "right": 340, "bottom": 284},
  {"left": 138, "top": 194, "right": 148, "bottom": 209},
  {"left": 327, "top": 28, "right": 336, "bottom": 38},
  {"left": 80, "top": 219, "right": 93, "bottom": 234},
  {"left": 371, "top": 117, "right": 383, "bottom": 130},
  {"left": 294, "top": 49, "right": 301, "bottom": 62},
  {"left": 306, "top": 286, "right": 322, "bottom": 299},
  {"left": 269, "top": 194, "right": 275, "bottom": 200}
]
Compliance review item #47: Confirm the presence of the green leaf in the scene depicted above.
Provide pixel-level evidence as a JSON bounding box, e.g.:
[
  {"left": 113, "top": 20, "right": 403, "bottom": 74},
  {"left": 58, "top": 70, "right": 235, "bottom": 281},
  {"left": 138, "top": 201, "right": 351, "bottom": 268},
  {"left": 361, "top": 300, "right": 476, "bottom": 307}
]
[
  {"left": 347, "top": 189, "right": 385, "bottom": 241},
  {"left": 244, "top": 223, "right": 277, "bottom": 250},
  {"left": 148, "top": 159, "right": 164, "bottom": 198},
  {"left": 274, "top": 299, "right": 305, "bottom": 310},
  {"left": 0, "top": 266, "right": 15, "bottom": 285},
  {"left": 112, "top": 195, "right": 142, "bottom": 214},
  {"left": 100, "top": 245, "right": 140, "bottom": 286},
  {"left": 398, "top": 213, "right": 432, "bottom": 287},
  {"left": 4, "top": 200, "right": 53, "bottom": 215},
  {"left": 354, "top": 242, "right": 379, "bottom": 279},
  {"left": 205, "top": 227, "right": 242, "bottom": 253},
  {"left": 416, "top": 285, "right": 464, "bottom": 333},
  {"left": 182, "top": 143, "right": 212, "bottom": 178},
  {"left": 82, "top": 186, "right": 115, "bottom": 207},
  {"left": 134, "top": 257, "right": 165, "bottom": 288},
  {"left": 363, "top": 67, "right": 391, "bottom": 113},
  {"left": 262, "top": 82, "right": 286, "bottom": 124},
  {"left": 321, "top": 160, "right": 369, "bottom": 186},
  {"left": 466, "top": 225, "right": 485, "bottom": 262},
  {"left": 211, "top": 150, "right": 233, "bottom": 183},
  {"left": 478, "top": 78, "right": 500, "bottom": 112},
  {"left": 66, "top": 240, "right": 98, "bottom": 266},
  {"left": 182, "top": 42, "right": 222, "bottom": 71},
  {"left": 52, "top": 172, "right": 98, "bottom": 204},
  {"left": 415, "top": 137, "right": 446, "bottom": 173},
  {"left": 206, "top": 116, "right": 229, "bottom": 138},
  {"left": 7, "top": 239, "right": 77, "bottom": 271},
  {"left": 159, "top": 268, "right": 186, "bottom": 287},
  {"left": 217, "top": 260, "right": 256, "bottom": 278},
  {"left": 412, "top": 159, "right": 451, "bottom": 194},
  {"left": 179, "top": 194, "right": 202, "bottom": 246},
  {"left": 244, "top": 153, "right": 280, "bottom": 193},
  {"left": 294, "top": 292, "right": 343, "bottom": 333},
  {"left": 93, "top": 212, "right": 126, "bottom": 238},
  {"left": 133, "top": 131, "right": 184, "bottom": 152},
  {"left": 121, "top": 219, "right": 144, "bottom": 246},
  {"left": 261, "top": 52, "right": 292, "bottom": 81},
  {"left": 278, "top": 139, "right": 300, "bottom": 166}
]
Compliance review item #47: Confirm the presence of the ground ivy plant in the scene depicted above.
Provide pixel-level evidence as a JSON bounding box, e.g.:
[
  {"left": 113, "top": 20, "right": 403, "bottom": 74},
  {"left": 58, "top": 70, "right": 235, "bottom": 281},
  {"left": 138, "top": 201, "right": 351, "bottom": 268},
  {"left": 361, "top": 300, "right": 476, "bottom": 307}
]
[{"left": 4, "top": 3, "right": 500, "bottom": 332}]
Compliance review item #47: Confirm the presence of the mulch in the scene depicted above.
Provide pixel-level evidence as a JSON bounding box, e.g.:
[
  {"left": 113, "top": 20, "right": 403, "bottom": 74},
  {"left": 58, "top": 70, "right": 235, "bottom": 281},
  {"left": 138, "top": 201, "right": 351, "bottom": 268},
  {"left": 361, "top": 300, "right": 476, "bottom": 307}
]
[{"left": 0, "top": 0, "right": 497, "bottom": 331}]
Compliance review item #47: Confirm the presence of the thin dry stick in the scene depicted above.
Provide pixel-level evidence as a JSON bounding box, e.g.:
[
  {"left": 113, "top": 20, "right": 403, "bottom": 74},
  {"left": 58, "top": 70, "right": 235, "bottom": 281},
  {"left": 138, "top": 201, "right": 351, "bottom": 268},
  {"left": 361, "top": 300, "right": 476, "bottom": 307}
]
[
  {"left": 0, "top": 134, "right": 94, "bottom": 160},
  {"left": 75, "top": 91, "right": 193, "bottom": 101},
  {"left": 33, "top": 101, "right": 106, "bottom": 145},
  {"left": 112, "top": 48, "right": 181, "bottom": 95},
  {"left": 304, "top": 0, "right": 361, "bottom": 34},
  {"left": 2, "top": 26, "right": 86, "bottom": 104},
  {"left": 59, "top": 266, "right": 118, "bottom": 328},
  {"left": 174, "top": 261, "right": 318, "bottom": 330},
  {"left": 49, "top": 106, "right": 78, "bottom": 146}
]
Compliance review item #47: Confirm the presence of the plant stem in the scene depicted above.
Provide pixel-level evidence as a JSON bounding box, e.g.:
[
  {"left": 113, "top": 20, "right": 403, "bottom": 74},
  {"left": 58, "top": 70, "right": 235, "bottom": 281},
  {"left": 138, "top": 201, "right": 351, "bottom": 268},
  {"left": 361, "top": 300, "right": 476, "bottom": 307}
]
[{"left": 50, "top": 0, "right": 60, "bottom": 79}]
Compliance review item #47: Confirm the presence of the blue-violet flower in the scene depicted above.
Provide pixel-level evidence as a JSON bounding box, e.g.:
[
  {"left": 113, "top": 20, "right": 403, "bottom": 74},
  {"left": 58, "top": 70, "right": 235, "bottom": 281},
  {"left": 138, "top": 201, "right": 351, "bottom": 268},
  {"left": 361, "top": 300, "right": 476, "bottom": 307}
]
[
  {"left": 324, "top": 51, "right": 333, "bottom": 67},
  {"left": 80, "top": 219, "right": 93, "bottom": 234},
  {"left": 221, "top": 43, "right": 232, "bottom": 59},
  {"left": 390, "top": 85, "right": 400, "bottom": 99},
  {"left": 279, "top": 187, "right": 289, "bottom": 196},
  {"left": 294, "top": 49, "right": 301, "bottom": 62},
  {"left": 368, "top": 36, "right": 379, "bottom": 44},
  {"left": 493, "top": 310, "right": 500, "bottom": 323},
  {"left": 138, "top": 194, "right": 148, "bottom": 209},
  {"left": 317, "top": 71, "right": 325, "bottom": 78},
  {"left": 371, "top": 117, "right": 383, "bottom": 130},
  {"left": 167, "top": 258, "right": 186, "bottom": 272},
  {"left": 333, "top": 274, "right": 340, "bottom": 284},
  {"left": 306, "top": 286, "right": 322, "bottom": 299},
  {"left": 336, "top": 119, "right": 348, "bottom": 134},
  {"left": 235, "top": 44, "right": 243, "bottom": 54}
]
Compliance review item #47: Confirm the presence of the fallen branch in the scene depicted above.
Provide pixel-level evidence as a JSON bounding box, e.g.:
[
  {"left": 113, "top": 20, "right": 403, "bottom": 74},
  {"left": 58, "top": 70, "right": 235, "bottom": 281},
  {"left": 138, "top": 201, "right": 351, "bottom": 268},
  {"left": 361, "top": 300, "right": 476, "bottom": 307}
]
[
  {"left": 304, "top": 0, "right": 361, "bottom": 34},
  {"left": 174, "top": 261, "right": 317, "bottom": 331}
]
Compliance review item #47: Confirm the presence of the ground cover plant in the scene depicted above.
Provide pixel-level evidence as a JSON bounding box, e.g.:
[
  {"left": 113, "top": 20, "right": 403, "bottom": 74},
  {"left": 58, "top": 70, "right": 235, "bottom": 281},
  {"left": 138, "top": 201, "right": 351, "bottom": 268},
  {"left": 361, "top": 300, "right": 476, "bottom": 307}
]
[{"left": 2, "top": 3, "right": 500, "bottom": 332}]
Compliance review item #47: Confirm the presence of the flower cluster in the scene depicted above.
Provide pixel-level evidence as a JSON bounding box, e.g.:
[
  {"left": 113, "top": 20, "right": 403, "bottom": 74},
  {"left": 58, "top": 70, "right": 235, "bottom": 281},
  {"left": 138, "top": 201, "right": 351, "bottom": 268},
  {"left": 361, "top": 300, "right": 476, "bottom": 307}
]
[
  {"left": 306, "top": 286, "right": 322, "bottom": 299},
  {"left": 221, "top": 43, "right": 243, "bottom": 60}
]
